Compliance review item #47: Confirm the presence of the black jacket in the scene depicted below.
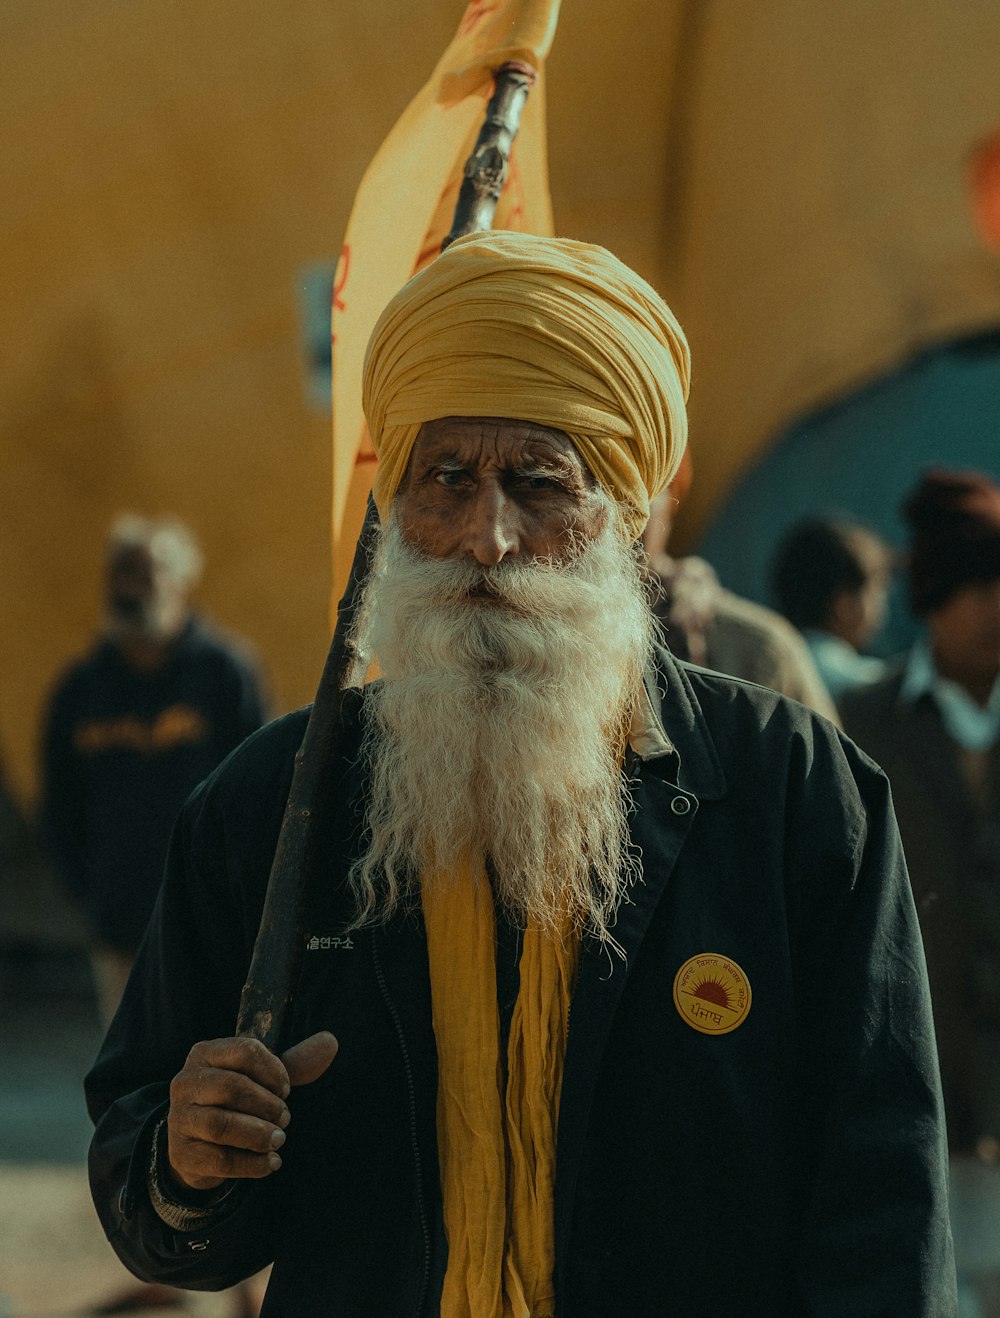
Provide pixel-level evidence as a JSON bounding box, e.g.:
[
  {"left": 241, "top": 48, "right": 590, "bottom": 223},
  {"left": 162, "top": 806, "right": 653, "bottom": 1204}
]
[
  {"left": 86, "top": 650, "right": 956, "bottom": 1315},
  {"left": 42, "top": 615, "right": 268, "bottom": 951}
]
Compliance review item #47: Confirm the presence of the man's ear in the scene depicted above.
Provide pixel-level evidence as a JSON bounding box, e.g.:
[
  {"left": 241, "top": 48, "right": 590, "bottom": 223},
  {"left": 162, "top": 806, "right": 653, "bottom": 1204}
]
[{"left": 828, "top": 588, "right": 862, "bottom": 644}]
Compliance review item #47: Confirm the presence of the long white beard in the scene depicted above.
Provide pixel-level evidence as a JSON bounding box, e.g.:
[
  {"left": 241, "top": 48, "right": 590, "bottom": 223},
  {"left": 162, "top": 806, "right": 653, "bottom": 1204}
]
[{"left": 348, "top": 516, "right": 656, "bottom": 943}]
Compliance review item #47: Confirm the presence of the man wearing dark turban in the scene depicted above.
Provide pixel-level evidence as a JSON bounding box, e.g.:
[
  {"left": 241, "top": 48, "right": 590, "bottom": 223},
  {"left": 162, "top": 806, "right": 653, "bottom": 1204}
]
[
  {"left": 842, "top": 467, "right": 1000, "bottom": 1316},
  {"left": 87, "top": 235, "right": 955, "bottom": 1316}
]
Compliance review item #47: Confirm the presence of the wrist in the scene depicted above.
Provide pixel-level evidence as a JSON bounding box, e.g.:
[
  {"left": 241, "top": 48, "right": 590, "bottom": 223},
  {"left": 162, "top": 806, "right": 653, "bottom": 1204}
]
[
  {"left": 163, "top": 1155, "right": 227, "bottom": 1200},
  {"left": 147, "top": 1119, "right": 238, "bottom": 1230}
]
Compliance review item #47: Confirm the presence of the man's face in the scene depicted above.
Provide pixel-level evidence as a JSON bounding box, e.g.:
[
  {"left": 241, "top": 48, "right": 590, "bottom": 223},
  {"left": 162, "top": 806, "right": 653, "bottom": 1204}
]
[
  {"left": 929, "top": 577, "right": 1000, "bottom": 689},
  {"left": 393, "top": 417, "right": 611, "bottom": 567},
  {"left": 833, "top": 536, "right": 892, "bottom": 651},
  {"left": 353, "top": 425, "right": 652, "bottom": 941},
  {"left": 106, "top": 544, "right": 187, "bottom": 640}
]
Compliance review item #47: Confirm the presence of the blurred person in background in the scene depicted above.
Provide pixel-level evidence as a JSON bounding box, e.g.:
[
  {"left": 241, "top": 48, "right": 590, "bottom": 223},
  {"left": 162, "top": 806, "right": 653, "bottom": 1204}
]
[
  {"left": 840, "top": 468, "right": 1000, "bottom": 1318},
  {"left": 771, "top": 516, "right": 894, "bottom": 704},
  {"left": 42, "top": 514, "right": 269, "bottom": 1024},
  {"left": 42, "top": 513, "right": 268, "bottom": 1315},
  {"left": 642, "top": 457, "right": 839, "bottom": 722}
]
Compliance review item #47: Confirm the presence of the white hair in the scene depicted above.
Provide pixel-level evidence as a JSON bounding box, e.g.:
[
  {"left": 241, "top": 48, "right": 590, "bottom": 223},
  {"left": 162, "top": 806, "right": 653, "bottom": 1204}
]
[
  {"left": 346, "top": 514, "right": 657, "bottom": 946},
  {"left": 106, "top": 513, "right": 203, "bottom": 589}
]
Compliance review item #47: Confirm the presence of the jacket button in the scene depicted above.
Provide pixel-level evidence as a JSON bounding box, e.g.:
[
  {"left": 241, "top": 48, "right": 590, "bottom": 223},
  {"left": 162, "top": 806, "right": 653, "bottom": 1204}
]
[{"left": 670, "top": 795, "right": 692, "bottom": 816}]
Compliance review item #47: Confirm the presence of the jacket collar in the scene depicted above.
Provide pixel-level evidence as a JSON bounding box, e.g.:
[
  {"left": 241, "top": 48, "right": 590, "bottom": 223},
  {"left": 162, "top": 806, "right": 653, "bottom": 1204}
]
[
  {"left": 900, "top": 637, "right": 1000, "bottom": 751},
  {"left": 635, "top": 646, "right": 727, "bottom": 801}
]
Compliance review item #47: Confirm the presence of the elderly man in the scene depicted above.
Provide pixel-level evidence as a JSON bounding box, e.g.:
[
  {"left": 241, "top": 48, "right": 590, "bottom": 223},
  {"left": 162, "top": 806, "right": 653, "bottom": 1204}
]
[
  {"left": 46, "top": 514, "right": 269, "bottom": 1315},
  {"left": 44, "top": 514, "right": 268, "bottom": 1023},
  {"left": 87, "top": 234, "right": 955, "bottom": 1316}
]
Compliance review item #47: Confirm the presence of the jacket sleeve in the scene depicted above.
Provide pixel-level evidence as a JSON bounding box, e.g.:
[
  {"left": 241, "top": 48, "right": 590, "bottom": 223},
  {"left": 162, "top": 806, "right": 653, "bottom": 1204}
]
[
  {"left": 40, "top": 677, "right": 90, "bottom": 906},
  {"left": 85, "top": 767, "right": 279, "bottom": 1291},
  {"left": 791, "top": 738, "right": 957, "bottom": 1316}
]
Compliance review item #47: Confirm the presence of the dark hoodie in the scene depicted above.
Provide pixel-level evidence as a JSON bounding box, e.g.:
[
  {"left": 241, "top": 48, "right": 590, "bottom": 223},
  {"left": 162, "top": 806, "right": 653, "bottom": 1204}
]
[{"left": 42, "top": 615, "right": 267, "bottom": 951}]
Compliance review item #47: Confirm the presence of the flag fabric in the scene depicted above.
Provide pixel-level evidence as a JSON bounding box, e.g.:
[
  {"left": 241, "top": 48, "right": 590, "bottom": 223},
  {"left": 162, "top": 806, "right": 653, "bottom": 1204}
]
[{"left": 330, "top": 0, "right": 561, "bottom": 609}]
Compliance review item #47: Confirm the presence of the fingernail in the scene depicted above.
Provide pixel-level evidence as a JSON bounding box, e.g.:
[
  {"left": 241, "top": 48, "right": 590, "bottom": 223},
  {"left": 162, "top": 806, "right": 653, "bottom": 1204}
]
[
  {"left": 268, "top": 1152, "right": 282, "bottom": 1170},
  {"left": 280, "top": 1083, "right": 291, "bottom": 1100},
  {"left": 278, "top": 1108, "right": 291, "bottom": 1129},
  {"left": 271, "top": 1128, "right": 286, "bottom": 1149}
]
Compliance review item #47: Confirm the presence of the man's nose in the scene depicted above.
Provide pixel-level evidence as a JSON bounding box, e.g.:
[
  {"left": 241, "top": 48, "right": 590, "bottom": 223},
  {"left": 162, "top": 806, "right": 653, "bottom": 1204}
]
[{"left": 462, "top": 482, "right": 520, "bottom": 565}]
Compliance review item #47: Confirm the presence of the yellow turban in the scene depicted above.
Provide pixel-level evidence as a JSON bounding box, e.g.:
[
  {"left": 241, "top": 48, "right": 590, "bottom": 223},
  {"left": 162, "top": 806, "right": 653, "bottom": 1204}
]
[{"left": 361, "top": 231, "right": 691, "bottom": 539}]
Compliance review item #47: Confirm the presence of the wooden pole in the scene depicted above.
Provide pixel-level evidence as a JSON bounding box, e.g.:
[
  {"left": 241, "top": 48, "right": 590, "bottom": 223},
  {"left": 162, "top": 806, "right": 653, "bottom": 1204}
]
[
  {"left": 235, "top": 497, "right": 376, "bottom": 1047},
  {"left": 443, "top": 62, "right": 538, "bottom": 248},
  {"left": 235, "top": 60, "right": 538, "bottom": 1049}
]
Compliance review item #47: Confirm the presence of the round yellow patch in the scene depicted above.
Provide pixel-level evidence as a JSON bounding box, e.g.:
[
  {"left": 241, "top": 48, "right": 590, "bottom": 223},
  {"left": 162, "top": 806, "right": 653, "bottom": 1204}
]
[{"left": 673, "top": 953, "right": 752, "bottom": 1035}]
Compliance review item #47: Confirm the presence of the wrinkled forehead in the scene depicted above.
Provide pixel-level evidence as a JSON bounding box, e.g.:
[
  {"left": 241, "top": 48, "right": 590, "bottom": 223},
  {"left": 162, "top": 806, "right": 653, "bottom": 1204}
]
[{"left": 409, "top": 416, "right": 596, "bottom": 483}]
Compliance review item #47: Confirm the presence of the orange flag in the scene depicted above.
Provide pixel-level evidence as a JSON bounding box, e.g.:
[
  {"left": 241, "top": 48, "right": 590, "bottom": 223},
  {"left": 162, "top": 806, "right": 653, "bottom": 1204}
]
[{"left": 331, "top": 0, "right": 561, "bottom": 610}]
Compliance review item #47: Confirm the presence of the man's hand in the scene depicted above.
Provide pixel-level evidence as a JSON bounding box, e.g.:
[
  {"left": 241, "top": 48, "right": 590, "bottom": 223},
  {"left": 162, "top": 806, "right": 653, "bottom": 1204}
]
[{"left": 166, "top": 1031, "right": 338, "bottom": 1192}]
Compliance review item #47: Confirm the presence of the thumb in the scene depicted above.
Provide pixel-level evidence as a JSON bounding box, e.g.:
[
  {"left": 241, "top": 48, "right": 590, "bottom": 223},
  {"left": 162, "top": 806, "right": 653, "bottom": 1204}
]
[{"left": 281, "top": 1031, "right": 339, "bottom": 1088}]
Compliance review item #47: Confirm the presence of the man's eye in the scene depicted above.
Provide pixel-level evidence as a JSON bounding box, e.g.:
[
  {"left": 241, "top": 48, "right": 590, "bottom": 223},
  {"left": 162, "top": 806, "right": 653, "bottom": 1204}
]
[
  {"left": 518, "top": 474, "right": 557, "bottom": 491},
  {"left": 434, "top": 469, "right": 468, "bottom": 487}
]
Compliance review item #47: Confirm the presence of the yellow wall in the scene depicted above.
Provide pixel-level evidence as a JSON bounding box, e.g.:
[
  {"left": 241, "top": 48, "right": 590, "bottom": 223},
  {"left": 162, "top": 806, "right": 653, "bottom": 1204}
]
[
  {"left": 1, "top": 0, "right": 687, "bottom": 801},
  {"left": 665, "top": 0, "right": 1000, "bottom": 546},
  {"left": 4, "top": 1, "right": 999, "bottom": 800}
]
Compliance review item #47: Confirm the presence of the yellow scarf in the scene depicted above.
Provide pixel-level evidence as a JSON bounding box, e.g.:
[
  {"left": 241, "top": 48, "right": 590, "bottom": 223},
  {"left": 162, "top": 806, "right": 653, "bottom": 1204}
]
[{"left": 422, "top": 857, "right": 578, "bottom": 1317}]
